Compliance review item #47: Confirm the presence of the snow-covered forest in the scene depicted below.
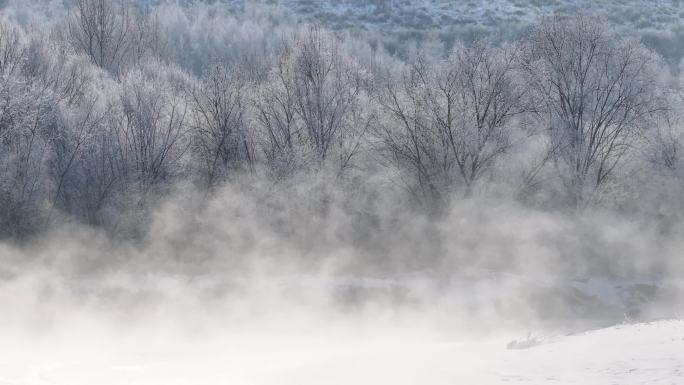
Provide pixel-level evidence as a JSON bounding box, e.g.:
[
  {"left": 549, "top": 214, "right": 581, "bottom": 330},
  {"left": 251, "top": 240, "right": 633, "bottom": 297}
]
[
  {"left": 1, "top": 1, "right": 684, "bottom": 384},
  {"left": 1, "top": 0, "right": 683, "bottom": 235}
]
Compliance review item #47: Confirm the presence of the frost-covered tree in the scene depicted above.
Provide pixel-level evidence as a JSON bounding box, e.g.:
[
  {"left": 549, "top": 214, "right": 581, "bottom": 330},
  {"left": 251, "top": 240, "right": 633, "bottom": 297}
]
[
  {"left": 0, "top": 23, "right": 58, "bottom": 235},
  {"left": 66, "top": 0, "right": 164, "bottom": 74},
  {"left": 291, "top": 27, "right": 368, "bottom": 167},
  {"left": 63, "top": 98, "right": 128, "bottom": 226},
  {"left": 255, "top": 46, "right": 299, "bottom": 176},
  {"left": 190, "top": 65, "right": 253, "bottom": 188},
  {"left": 522, "top": 15, "right": 662, "bottom": 206},
  {"left": 255, "top": 27, "right": 370, "bottom": 177},
  {"left": 119, "top": 60, "right": 190, "bottom": 195},
  {"left": 23, "top": 37, "right": 92, "bottom": 107},
  {"left": 435, "top": 40, "right": 527, "bottom": 196},
  {"left": 377, "top": 39, "right": 527, "bottom": 205},
  {"left": 376, "top": 61, "right": 450, "bottom": 206},
  {"left": 67, "top": 0, "right": 132, "bottom": 72}
]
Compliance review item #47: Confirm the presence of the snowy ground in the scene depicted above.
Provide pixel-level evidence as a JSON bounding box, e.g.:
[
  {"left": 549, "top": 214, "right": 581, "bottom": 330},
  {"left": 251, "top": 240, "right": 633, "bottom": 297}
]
[
  {"left": 0, "top": 269, "right": 681, "bottom": 384},
  {"left": 1, "top": 318, "right": 682, "bottom": 385}
]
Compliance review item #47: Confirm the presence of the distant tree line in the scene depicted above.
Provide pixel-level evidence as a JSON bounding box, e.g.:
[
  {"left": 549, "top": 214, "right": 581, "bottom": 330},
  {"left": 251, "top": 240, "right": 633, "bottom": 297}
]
[{"left": 0, "top": 0, "right": 679, "bottom": 237}]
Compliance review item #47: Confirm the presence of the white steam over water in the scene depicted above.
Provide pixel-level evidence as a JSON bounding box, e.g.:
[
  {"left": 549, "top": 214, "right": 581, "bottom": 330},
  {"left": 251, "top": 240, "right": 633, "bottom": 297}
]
[{"left": 0, "top": 186, "right": 683, "bottom": 384}]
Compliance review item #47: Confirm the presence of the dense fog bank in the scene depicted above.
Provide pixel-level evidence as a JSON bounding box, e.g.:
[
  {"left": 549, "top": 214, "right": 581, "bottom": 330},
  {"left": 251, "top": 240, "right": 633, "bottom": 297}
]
[{"left": 2, "top": 181, "right": 683, "bottom": 330}]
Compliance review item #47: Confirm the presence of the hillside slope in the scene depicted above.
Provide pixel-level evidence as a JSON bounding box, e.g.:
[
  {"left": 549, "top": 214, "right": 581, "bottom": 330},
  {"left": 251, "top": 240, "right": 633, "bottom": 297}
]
[{"left": 281, "top": 0, "right": 683, "bottom": 32}]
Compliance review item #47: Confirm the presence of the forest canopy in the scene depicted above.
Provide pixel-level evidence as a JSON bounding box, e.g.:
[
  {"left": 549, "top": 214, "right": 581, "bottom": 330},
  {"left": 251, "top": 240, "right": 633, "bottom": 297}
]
[{"left": 0, "top": 0, "right": 681, "bottom": 242}]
